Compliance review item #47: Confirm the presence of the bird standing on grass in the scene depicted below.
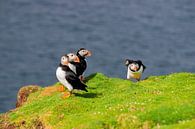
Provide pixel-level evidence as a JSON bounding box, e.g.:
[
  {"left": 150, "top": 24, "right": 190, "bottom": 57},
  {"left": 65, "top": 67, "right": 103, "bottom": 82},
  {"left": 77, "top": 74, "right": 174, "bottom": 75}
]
[
  {"left": 56, "top": 55, "right": 88, "bottom": 98},
  {"left": 76, "top": 48, "right": 92, "bottom": 80},
  {"left": 125, "top": 59, "right": 146, "bottom": 81}
]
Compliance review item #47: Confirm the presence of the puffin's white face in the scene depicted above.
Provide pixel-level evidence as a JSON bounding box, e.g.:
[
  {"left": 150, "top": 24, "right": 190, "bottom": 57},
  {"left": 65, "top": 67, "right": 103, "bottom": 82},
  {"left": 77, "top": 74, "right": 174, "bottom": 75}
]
[
  {"left": 61, "top": 56, "right": 69, "bottom": 65},
  {"left": 130, "top": 63, "right": 139, "bottom": 71},
  {"left": 67, "top": 53, "right": 80, "bottom": 63},
  {"left": 78, "top": 49, "right": 92, "bottom": 57}
]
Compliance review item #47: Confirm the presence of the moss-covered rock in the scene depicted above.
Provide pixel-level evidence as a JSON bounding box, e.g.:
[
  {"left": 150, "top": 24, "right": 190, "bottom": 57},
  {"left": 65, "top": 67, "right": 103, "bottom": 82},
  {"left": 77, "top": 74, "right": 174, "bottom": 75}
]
[
  {"left": 0, "top": 73, "right": 195, "bottom": 129},
  {"left": 16, "top": 85, "right": 41, "bottom": 108}
]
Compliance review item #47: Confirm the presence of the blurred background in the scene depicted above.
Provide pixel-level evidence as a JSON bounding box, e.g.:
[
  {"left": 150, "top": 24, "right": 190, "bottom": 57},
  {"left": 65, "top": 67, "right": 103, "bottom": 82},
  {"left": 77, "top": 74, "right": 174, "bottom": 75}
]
[{"left": 0, "top": 0, "right": 195, "bottom": 113}]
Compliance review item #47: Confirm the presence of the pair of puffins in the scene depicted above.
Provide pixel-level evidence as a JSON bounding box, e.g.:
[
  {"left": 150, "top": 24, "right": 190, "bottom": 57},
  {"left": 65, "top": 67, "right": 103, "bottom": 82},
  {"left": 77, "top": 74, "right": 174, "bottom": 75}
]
[{"left": 56, "top": 48, "right": 92, "bottom": 97}]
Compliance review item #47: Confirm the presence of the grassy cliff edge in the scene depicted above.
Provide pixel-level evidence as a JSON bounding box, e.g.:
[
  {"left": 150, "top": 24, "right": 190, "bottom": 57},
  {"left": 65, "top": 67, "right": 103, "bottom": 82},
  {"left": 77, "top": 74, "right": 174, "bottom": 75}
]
[{"left": 0, "top": 73, "right": 195, "bottom": 129}]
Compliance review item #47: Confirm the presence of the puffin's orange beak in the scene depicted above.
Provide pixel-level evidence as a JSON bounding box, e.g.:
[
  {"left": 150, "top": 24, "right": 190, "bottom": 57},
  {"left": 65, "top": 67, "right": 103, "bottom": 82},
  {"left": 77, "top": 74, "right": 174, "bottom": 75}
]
[
  {"left": 133, "top": 66, "right": 139, "bottom": 71},
  {"left": 86, "top": 51, "right": 92, "bottom": 57},
  {"left": 131, "top": 64, "right": 139, "bottom": 71},
  {"left": 63, "top": 61, "right": 69, "bottom": 65},
  {"left": 74, "top": 57, "right": 80, "bottom": 63}
]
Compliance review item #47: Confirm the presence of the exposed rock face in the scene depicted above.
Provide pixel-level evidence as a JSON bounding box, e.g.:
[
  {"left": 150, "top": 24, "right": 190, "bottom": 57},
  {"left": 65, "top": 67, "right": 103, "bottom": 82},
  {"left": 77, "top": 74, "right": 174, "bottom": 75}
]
[
  {"left": 0, "top": 113, "right": 17, "bottom": 129},
  {"left": 41, "top": 85, "right": 65, "bottom": 96},
  {"left": 16, "top": 85, "right": 40, "bottom": 108},
  {"left": 0, "top": 114, "right": 45, "bottom": 129}
]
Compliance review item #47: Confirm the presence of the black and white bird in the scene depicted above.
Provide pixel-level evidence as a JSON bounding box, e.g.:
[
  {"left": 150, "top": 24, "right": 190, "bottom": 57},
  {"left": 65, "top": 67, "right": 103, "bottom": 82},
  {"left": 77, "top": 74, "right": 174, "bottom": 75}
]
[
  {"left": 67, "top": 48, "right": 92, "bottom": 80},
  {"left": 125, "top": 59, "right": 146, "bottom": 81},
  {"left": 66, "top": 53, "right": 80, "bottom": 76},
  {"left": 56, "top": 55, "right": 88, "bottom": 98}
]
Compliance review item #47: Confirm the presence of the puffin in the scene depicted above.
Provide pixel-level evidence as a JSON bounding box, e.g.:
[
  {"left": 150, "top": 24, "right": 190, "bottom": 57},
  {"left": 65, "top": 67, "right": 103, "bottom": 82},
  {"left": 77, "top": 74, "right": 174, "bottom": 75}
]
[
  {"left": 76, "top": 48, "right": 92, "bottom": 80},
  {"left": 125, "top": 59, "right": 146, "bottom": 81},
  {"left": 66, "top": 53, "right": 80, "bottom": 75},
  {"left": 56, "top": 55, "right": 88, "bottom": 98},
  {"left": 67, "top": 48, "right": 92, "bottom": 80}
]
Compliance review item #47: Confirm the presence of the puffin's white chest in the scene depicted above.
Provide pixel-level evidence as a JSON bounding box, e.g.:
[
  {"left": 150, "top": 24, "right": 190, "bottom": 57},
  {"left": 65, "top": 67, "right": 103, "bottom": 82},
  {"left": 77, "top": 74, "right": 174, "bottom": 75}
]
[
  {"left": 56, "top": 67, "right": 73, "bottom": 91},
  {"left": 127, "top": 65, "right": 143, "bottom": 80},
  {"left": 56, "top": 67, "right": 66, "bottom": 79},
  {"left": 68, "top": 63, "right": 76, "bottom": 74}
]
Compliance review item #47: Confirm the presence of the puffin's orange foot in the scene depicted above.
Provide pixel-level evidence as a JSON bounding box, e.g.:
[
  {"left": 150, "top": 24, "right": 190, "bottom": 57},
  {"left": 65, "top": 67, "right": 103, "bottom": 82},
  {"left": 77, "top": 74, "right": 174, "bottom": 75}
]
[
  {"left": 79, "top": 75, "right": 84, "bottom": 81},
  {"left": 57, "top": 85, "right": 65, "bottom": 92},
  {"left": 61, "top": 92, "right": 71, "bottom": 99}
]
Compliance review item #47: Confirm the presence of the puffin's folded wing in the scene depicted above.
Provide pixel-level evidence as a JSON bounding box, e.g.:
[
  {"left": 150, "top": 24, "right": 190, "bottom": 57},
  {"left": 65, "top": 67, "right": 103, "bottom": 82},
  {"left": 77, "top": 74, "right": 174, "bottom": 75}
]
[
  {"left": 70, "top": 62, "right": 84, "bottom": 76},
  {"left": 65, "top": 72, "right": 88, "bottom": 91}
]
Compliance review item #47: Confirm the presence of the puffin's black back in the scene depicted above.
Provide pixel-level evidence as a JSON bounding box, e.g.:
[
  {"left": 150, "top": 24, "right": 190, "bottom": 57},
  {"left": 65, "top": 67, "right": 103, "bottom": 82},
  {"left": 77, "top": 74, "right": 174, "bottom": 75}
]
[
  {"left": 69, "top": 61, "right": 85, "bottom": 77},
  {"left": 59, "top": 63, "right": 70, "bottom": 71},
  {"left": 65, "top": 71, "right": 88, "bottom": 92},
  {"left": 76, "top": 53, "right": 87, "bottom": 75},
  {"left": 136, "top": 60, "right": 146, "bottom": 71}
]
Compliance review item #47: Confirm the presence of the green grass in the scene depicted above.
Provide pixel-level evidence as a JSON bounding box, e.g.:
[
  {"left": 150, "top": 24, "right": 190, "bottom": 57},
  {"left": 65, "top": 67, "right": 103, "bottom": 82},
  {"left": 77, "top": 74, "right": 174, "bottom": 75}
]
[{"left": 1, "top": 72, "right": 195, "bottom": 129}]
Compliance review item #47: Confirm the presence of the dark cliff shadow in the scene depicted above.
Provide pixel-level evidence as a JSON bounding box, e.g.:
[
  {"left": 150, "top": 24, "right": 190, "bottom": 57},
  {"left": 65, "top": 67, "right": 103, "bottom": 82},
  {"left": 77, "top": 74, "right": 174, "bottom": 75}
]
[
  {"left": 87, "top": 87, "right": 97, "bottom": 90},
  {"left": 74, "top": 92, "right": 102, "bottom": 98},
  {"left": 83, "top": 73, "right": 98, "bottom": 83},
  {"left": 143, "top": 76, "right": 149, "bottom": 80}
]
